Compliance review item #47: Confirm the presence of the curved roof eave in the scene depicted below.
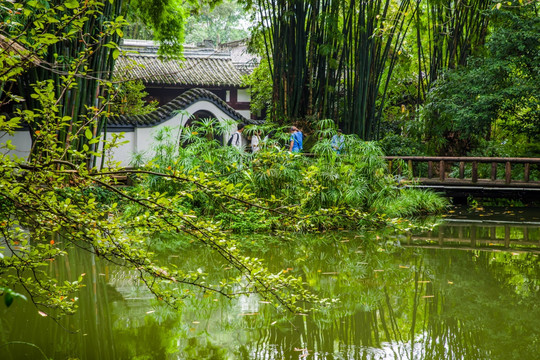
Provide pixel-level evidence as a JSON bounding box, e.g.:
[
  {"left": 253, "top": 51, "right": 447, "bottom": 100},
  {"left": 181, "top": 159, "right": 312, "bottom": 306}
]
[{"left": 107, "top": 88, "right": 263, "bottom": 129}]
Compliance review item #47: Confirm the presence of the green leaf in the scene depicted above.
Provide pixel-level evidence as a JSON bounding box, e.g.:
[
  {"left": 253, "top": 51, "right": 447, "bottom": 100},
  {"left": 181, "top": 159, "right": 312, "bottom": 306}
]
[
  {"left": 85, "top": 128, "right": 93, "bottom": 140},
  {"left": 5, "top": 140, "right": 16, "bottom": 150},
  {"left": 4, "top": 292, "right": 13, "bottom": 307},
  {"left": 64, "top": 0, "right": 79, "bottom": 9}
]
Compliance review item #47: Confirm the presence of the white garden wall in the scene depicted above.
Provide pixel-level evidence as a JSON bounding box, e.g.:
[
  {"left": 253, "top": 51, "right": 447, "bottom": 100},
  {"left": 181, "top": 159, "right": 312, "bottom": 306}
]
[{"left": 1, "top": 96, "right": 251, "bottom": 168}]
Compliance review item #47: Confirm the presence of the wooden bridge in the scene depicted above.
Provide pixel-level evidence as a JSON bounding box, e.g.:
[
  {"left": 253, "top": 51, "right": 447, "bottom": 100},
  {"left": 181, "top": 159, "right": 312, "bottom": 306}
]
[
  {"left": 405, "top": 219, "right": 540, "bottom": 254},
  {"left": 385, "top": 156, "right": 540, "bottom": 200}
]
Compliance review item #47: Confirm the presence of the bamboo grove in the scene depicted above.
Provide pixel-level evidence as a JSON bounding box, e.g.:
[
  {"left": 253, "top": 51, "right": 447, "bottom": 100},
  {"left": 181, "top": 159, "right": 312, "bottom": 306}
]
[
  {"left": 416, "top": 0, "right": 492, "bottom": 98},
  {"left": 2, "top": 0, "right": 535, "bottom": 150},
  {"left": 250, "top": 0, "right": 502, "bottom": 139},
  {"left": 0, "top": 0, "right": 207, "bottom": 165},
  {"left": 17, "top": 1, "right": 124, "bottom": 167}
]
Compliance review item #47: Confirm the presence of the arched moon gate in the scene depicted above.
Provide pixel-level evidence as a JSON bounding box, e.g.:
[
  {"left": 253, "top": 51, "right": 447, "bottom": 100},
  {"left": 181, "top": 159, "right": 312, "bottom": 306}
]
[{"left": 103, "top": 88, "right": 260, "bottom": 166}]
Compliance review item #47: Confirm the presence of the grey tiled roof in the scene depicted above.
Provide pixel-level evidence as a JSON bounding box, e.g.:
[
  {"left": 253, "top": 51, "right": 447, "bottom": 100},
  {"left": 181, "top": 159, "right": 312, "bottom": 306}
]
[
  {"left": 107, "top": 88, "right": 261, "bottom": 130},
  {"left": 115, "top": 53, "right": 245, "bottom": 87}
]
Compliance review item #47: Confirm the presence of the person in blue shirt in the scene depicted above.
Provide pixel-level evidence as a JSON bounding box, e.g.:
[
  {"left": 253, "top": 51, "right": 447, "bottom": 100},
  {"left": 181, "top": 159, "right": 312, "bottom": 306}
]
[
  {"left": 331, "top": 129, "right": 344, "bottom": 154},
  {"left": 289, "top": 126, "right": 303, "bottom": 152}
]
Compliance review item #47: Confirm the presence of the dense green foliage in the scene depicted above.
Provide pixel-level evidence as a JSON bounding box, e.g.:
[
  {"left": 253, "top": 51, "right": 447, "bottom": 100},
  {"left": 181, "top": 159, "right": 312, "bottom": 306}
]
[
  {"left": 130, "top": 118, "right": 448, "bottom": 234},
  {"left": 0, "top": 0, "right": 333, "bottom": 318},
  {"left": 240, "top": 0, "right": 539, "bottom": 156},
  {"left": 109, "top": 79, "right": 159, "bottom": 116},
  {"left": 421, "top": 4, "right": 540, "bottom": 155}
]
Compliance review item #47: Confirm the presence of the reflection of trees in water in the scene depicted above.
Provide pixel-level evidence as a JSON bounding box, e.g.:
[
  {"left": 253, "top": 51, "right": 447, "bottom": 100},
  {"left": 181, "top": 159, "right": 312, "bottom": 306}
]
[
  {"left": 0, "top": 246, "right": 118, "bottom": 359},
  {"left": 4, "top": 232, "right": 537, "bottom": 359},
  {"left": 87, "top": 233, "right": 540, "bottom": 359},
  {"left": 0, "top": 246, "right": 181, "bottom": 360},
  {"left": 422, "top": 249, "right": 540, "bottom": 360},
  {"left": 245, "top": 262, "right": 488, "bottom": 359},
  {"left": 129, "top": 233, "right": 540, "bottom": 359},
  {"left": 223, "top": 234, "right": 539, "bottom": 359}
]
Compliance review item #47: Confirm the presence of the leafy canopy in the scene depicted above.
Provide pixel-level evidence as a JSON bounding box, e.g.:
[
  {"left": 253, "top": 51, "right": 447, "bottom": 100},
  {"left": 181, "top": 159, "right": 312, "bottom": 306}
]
[
  {"left": 421, "top": 4, "right": 540, "bottom": 154},
  {"left": 0, "top": 0, "right": 322, "bottom": 317}
]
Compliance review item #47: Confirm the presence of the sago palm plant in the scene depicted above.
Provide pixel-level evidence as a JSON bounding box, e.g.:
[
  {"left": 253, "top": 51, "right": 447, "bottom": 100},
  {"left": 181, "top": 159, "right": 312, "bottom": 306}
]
[{"left": 133, "top": 118, "right": 447, "bottom": 228}]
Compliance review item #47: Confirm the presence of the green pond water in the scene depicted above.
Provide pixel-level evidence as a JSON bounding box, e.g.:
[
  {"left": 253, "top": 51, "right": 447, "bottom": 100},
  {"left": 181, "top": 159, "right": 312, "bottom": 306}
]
[{"left": 1, "top": 207, "right": 540, "bottom": 360}]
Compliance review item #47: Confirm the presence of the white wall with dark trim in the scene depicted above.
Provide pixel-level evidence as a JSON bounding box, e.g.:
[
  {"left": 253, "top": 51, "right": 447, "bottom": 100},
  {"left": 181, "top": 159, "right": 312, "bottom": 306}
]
[{"left": 1, "top": 99, "right": 247, "bottom": 168}]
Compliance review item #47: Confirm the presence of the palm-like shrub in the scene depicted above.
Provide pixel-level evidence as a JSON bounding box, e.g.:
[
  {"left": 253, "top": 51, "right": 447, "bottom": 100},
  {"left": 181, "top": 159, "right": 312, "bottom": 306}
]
[{"left": 132, "top": 119, "right": 447, "bottom": 231}]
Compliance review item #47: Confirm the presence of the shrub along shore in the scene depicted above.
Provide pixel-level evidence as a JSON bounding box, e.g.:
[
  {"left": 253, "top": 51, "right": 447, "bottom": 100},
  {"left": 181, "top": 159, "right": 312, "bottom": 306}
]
[{"left": 123, "top": 119, "right": 449, "bottom": 234}]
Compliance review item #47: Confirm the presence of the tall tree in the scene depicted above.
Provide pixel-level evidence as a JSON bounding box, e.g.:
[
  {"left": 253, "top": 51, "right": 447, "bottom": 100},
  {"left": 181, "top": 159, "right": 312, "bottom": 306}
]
[
  {"left": 247, "top": 0, "right": 412, "bottom": 139},
  {"left": 413, "top": 0, "right": 492, "bottom": 101},
  {"left": 421, "top": 2, "right": 539, "bottom": 155},
  {"left": 183, "top": 0, "right": 251, "bottom": 44}
]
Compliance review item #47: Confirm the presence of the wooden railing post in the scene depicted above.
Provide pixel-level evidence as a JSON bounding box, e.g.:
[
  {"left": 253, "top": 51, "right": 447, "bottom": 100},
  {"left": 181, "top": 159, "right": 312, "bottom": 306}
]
[
  {"left": 505, "top": 161, "right": 511, "bottom": 184},
  {"left": 439, "top": 160, "right": 445, "bottom": 181},
  {"left": 524, "top": 163, "right": 530, "bottom": 182},
  {"left": 491, "top": 162, "right": 497, "bottom": 181},
  {"left": 388, "top": 160, "right": 393, "bottom": 174},
  {"left": 428, "top": 161, "right": 433, "bottom": 179},
  {"left": 459, "top": 161, "right": 465, "bottom": 179},
  {"left": 408, "top": 160, "right": 413, "bottom": 178},
  {"left": 472, "top": 161, "right": 478, "bottom": 183}
]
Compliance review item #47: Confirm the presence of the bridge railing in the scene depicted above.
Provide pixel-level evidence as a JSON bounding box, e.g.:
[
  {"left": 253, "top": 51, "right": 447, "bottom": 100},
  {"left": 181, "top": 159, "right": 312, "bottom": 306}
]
[
  {"left": 384, "top": 156, "right": 540, "bottom": 186},
  {"left": 408, "top": 221, "right": 540, "bottom": 253}
]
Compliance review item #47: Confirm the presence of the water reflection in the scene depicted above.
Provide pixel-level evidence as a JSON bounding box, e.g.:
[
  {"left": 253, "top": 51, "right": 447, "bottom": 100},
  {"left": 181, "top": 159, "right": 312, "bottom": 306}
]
[
  {"left": 1, "top": 222, "right": 539, "bottom": 359},
  {"left": 218, "top": 235, "right": 539, "bottom": 360},
  {"left": 411, "top": 220, "right": 540, "bottom": 253}
]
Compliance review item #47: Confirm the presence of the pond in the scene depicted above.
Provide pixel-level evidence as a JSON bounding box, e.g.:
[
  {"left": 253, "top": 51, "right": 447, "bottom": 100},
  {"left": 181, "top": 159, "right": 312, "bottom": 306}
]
[{"left": 1, "top": 207, "right": 540, "bottom": 360}]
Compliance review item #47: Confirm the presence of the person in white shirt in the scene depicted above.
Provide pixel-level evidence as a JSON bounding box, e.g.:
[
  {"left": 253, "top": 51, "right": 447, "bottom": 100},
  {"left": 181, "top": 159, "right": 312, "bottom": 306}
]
[
  {"left": 228, "top": 123, "right": 245, "bottom": 148},
  {"left": 251, "top": 130, "right": 261, "bottom": 153}
]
